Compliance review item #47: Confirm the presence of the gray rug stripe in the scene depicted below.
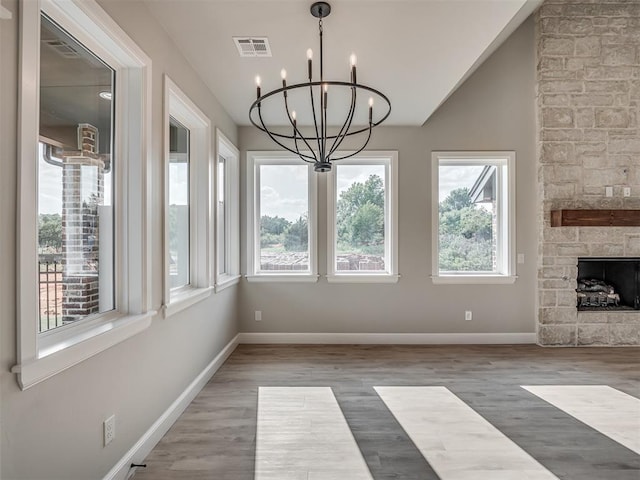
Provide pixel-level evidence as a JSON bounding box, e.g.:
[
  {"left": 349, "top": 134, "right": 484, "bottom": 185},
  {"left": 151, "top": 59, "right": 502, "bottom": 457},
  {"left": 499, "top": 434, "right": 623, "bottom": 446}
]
[
  {"left": 449, "top": 386, "right": 640, "bottom": 480},
  {"left": 333, "top": 387, "right": 441, "bottom": 480}
]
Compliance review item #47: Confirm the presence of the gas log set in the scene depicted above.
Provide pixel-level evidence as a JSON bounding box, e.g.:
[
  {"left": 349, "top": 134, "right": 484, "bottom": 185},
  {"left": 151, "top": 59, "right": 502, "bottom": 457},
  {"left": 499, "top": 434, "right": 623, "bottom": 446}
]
[{"left": 576, "top": 279, "right": 620, "bottom": 308}]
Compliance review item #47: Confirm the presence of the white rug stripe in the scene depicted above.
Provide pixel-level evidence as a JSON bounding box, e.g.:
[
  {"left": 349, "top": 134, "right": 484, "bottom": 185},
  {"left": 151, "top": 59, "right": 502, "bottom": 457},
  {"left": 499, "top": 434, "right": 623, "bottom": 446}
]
[
  {"left": 256, "top": 387, "right": 373, "bottom": 480},
  {"left": 523, "top": 385, "right": 640, "bottom": 454},
  {"left": 375, "top": 386, "right": 559, "bottom": 480}
]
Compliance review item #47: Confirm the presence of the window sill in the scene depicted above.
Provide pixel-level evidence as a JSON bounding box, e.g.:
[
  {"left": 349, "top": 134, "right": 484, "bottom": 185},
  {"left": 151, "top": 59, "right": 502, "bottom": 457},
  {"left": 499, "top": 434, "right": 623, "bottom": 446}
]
[
  {"left": 246, "top": 274, "right": 319, "bottom": 283},
  {"left": 431, "top": 275, "right": 518, "bottom": 285},
  {"left": 327, "top": 274, "right": 400, "bottom": 284},
  {"left": 12, "top": 310, "right": 156, "bottom": 390},
  {"left": 215, "top": 275, "right": 241, "bottom": 293},
  {"left": 163, "top": 286, "right": 213, "bottom": 318}
]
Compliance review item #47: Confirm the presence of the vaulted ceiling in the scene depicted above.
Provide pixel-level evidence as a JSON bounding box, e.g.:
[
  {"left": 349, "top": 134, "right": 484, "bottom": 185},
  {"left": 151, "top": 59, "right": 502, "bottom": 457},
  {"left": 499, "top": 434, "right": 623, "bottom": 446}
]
[{"left": 146, "top": 0, "right": 542, "bottom": 127}]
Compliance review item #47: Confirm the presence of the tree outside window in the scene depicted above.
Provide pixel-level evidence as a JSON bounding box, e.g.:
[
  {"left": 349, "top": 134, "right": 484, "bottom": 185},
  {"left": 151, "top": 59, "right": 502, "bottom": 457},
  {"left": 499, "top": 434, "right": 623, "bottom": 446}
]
[
  {"left": 438, "top": 187, "right": 493, "bottom": 272},
  {"left": 328, "top": 155, "right": 398, "bottom": 280}
]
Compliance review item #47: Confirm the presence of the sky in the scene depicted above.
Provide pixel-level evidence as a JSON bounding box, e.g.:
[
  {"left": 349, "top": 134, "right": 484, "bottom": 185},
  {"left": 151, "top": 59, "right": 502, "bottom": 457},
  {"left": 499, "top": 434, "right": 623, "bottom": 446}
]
[
  {"left": 169, "top": 160, "right": 189, "bottom": 205},
  {"left": 38, "top": 150, "right": 63, "bottom": 215},
  {"left": 39, "top": 148, "right": 485, "bottom": 219},
  {"left": 336, "top": 164, "right": 384, "bottom": 196},
  {"left": 258, "top": 160, "right": 487, "bottom": 221},
  {"left": 259, "top": 162, "right": 387, "bottom": 222},
  {"left": 260, "top": 164, "right": 309, "bottom": 222},
  {"left": 38, "top": 144, "right": 113, "bottom": 215},
  {"left": 438, "top": 165, "right": 484, "bottom": 202}
]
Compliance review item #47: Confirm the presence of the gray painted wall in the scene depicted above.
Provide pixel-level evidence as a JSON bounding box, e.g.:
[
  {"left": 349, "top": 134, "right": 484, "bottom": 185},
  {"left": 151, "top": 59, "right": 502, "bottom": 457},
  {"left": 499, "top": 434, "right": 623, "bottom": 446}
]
[
  {"left": 238, "top": 18, "right": 537, "bottom": 335},
  {"left": 0, "top": 1, "right": 239, "bottom": 478}
]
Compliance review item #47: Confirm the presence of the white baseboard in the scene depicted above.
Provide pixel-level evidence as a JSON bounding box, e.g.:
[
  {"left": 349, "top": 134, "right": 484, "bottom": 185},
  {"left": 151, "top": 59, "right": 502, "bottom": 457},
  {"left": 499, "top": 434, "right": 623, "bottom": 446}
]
[
  {"left": 103, "top": 333, "right": 240, "bottom": 480},
  {"left": 238, "top": 332, "right": 536, "bottom": 344}
]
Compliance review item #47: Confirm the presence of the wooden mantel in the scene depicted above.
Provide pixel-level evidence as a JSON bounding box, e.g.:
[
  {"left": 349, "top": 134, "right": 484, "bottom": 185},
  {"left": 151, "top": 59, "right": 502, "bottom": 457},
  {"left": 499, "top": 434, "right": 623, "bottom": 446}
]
[{"left": 550, "top": 209, "right": 640, "bottom": 227}]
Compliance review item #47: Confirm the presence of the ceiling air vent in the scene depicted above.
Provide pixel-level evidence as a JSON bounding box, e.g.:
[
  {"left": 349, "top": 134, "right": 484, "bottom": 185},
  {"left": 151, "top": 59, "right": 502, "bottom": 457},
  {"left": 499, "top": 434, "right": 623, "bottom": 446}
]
[
  {"left": 42, "top": 39, "right": 80, "bottom": 59},
  {"left": 233, "top": 37, "right": 272, "bottom": 57}
]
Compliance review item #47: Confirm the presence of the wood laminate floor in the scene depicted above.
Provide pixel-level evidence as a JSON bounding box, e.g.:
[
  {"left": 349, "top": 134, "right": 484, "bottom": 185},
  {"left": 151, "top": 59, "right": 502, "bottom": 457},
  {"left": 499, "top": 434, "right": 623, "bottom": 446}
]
[{"left": 133, "top": 345, "right": 640, "bottom": 480}]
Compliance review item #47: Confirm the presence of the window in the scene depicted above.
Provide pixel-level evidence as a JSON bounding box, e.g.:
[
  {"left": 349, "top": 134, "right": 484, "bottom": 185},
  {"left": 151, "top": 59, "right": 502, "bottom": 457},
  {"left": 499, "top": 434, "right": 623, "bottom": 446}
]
[
  {"left": 37, "top": 13, "right": 116, "bottom": 333},
  {"left": 217, "top": 156, "right": 225, "bottom": 271},
  {"left": 16, "top": 0, "right": 152, "bottom": 389},
  {"left": 215, "top": 130, "right": 240, "bottom": 291},
  {"left": 163, "top": 76, "right": 212, "bottom": 316},
  {"left": 431, "top": 151, "right": 516, "bottom": 284},
  {"left": 246, "top": 153, "right": 318, "bottom": 281},
  {"left": 168, "top": 117, "right": 190, "bottom": 290},
  {"left": 326, "top": 152, "right": 398, "bottom": 283}
]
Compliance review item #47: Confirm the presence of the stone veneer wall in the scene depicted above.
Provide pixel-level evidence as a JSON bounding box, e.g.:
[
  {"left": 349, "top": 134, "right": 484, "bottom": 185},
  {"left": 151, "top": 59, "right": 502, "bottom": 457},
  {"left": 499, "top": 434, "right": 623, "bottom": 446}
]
[{"left": 537, "top": 0, "right": 640, "bottom": 346}]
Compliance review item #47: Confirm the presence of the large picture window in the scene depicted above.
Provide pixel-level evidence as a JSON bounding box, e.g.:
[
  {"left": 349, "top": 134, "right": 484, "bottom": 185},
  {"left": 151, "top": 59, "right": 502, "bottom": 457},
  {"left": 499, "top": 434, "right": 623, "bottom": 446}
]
[
  {"left": 327, "top": 152, "right": 398, "bottom": 283},
  {"left": 217, "top": 155, "right": 226, "bottom": 273},
  {"left": 16, "top": 0, "right": 152, "bottom": 389},
  {"left": 37, "top": 15, "right": 115, "bottom": 332},
  {"left": 215, "top": 131, "right": 240, "bottom": 291},
  {"left": 163, "top": 76, "right": 212, "bottom": 316},
  {"left": 246, "top": 153, "right": 317, "bottom": 281},
  {"left": 431, "top": 151, "right": 516, "bottom": 284}
]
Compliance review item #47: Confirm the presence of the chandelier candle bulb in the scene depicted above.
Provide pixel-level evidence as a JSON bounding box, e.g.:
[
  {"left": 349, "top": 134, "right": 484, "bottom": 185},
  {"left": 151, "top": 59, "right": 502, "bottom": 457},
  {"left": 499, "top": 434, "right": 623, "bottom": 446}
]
[
  {"left": 307, "top": 49, "right": 313, "bottom": 79},
  {"left": 323, "top": 84, "right": 328, "bottom": 109},
  {"left": 281, "top": 69, "right": 288, "bottom": 97},
  {"left": 369, "top": 97, "right": 373, "bottom": 123},
  {"left": 350, "top": 53, "right": 357, "bottom": 83},
  {"left": 255, "top": 75, "right": 261, "bottom": 99}
]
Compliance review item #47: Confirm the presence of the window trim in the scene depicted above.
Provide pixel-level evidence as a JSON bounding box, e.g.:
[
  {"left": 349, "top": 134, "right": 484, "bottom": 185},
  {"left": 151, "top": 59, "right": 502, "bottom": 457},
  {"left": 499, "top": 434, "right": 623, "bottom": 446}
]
[
  {"left": 14, "top": 0, "right": 153, "bottom": 389},
  {"left": 431, "top": 151, "right": 516, "bottom": 285},
  {"left": 215, "top": 130, "right": 241, "bottom": 292},
  {"left": 246, "top": 152, "right": 318, "bottom": 282},
  {"left": 326, "top": 151, "right": 399, "bottom": 283},
  {"left": 162, "top": 76, "right": 213, "bottom": 318}
]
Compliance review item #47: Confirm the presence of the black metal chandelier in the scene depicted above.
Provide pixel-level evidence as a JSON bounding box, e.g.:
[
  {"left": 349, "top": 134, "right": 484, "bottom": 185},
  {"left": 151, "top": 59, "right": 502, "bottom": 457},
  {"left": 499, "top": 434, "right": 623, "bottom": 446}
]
[{"left": 249, "top": 1, "right": 391, "bottom": 172}]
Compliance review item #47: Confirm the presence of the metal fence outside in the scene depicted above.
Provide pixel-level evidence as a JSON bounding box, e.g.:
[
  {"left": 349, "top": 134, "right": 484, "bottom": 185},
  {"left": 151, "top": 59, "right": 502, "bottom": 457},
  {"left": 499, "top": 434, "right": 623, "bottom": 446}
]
[{"left": 39, "top": 261, "right": 64, "bottom": 332}]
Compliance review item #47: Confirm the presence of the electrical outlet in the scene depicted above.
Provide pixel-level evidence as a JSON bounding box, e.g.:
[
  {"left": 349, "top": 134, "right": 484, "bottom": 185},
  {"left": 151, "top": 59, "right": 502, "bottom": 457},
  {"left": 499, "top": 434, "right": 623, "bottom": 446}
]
[
  {"left": 465, "top": 311, "right": 472, "bottom": 321},
  {"left": 104, "top": 415, "right": 115, "bottom": 446},
  {"left": 255, "top": 310, "right": 262, "bottom": 321},
  {"left": 624, "top": 187, "right": 631, "bottom": 197},
  {"left": 517, "top": 253, "right": 525, "bottom": 264},
  {"left": 605, "top": 186, "right": 613, "bottom": 197}
]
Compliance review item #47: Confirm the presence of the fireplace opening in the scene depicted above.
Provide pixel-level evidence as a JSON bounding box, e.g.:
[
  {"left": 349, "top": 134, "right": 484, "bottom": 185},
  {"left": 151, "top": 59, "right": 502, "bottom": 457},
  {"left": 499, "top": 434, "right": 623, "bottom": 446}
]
[{"left": 577, "top": 257, "right": 640, "bottom": 311}]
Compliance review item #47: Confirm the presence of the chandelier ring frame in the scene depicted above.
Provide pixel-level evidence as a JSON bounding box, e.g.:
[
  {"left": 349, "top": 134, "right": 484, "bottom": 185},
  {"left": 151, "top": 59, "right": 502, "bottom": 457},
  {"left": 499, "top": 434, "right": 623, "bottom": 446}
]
[{"left": 249, "top": 80, "right": 391, "bottom": 141}]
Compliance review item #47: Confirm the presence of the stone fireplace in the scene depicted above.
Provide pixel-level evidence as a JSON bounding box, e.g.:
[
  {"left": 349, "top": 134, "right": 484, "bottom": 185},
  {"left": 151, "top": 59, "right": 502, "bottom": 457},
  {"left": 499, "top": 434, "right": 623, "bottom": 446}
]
[{"left": 536, "top": 0, "right": 640, "bottom": 346}]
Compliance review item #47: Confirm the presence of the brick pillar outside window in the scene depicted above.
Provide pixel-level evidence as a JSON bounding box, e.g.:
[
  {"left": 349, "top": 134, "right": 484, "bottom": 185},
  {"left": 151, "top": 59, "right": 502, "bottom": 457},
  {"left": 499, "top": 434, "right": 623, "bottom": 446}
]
[{"left": 61, "top": 124, "right": 105, "bottom": 322}]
